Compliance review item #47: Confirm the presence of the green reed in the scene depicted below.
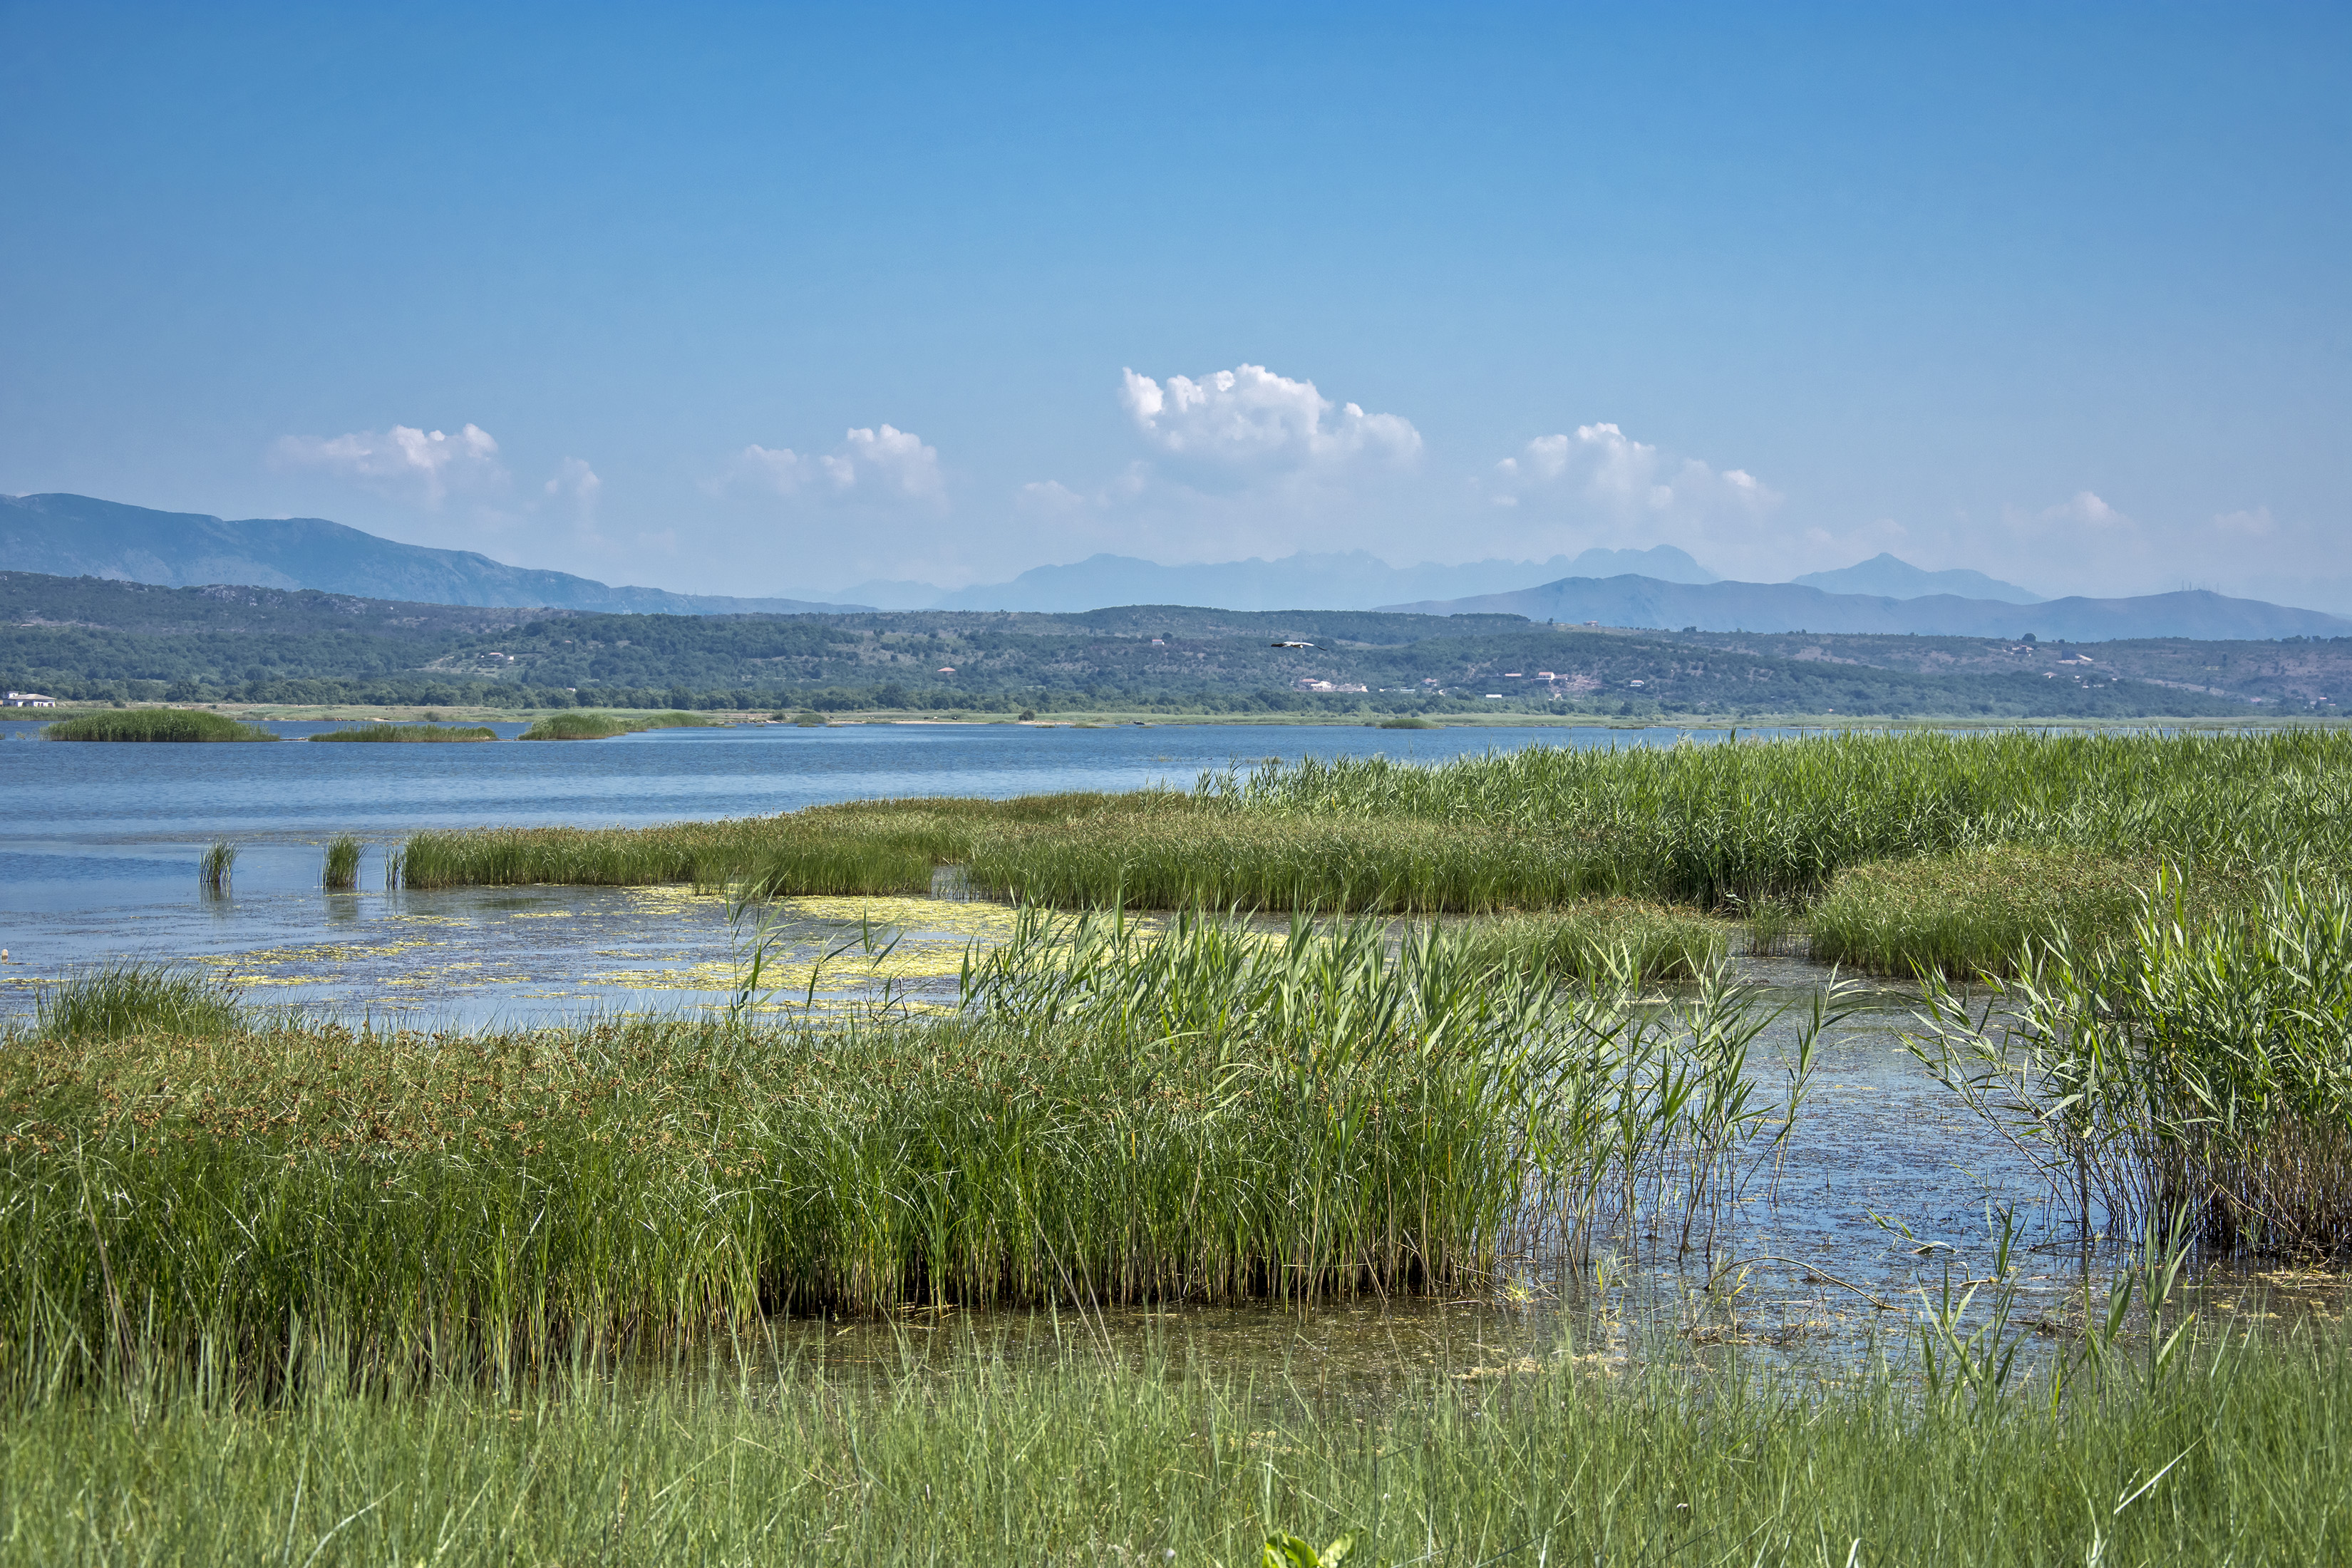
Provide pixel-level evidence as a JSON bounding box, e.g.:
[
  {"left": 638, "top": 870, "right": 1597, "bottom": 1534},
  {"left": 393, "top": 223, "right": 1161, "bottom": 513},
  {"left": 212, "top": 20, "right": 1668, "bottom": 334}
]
[
  {"left": 45, "top": 708, "right": 277, "bottom": 742},
  {"left": 1209, "top": 728, "right": 2352, "bottom": 904},
  {"left": 322, "top": 834, "right": 363, "bottom": 889},
  {"left": 520, "top": 710, "right": 712, "bottom": 740},
  {"left": 1914, "top": 868, "right": 2352, "bottom": 1257},
  {"left": 1807, "top": 845, "right": 2194, "bottom": 977},
  {"left": 391, "top": 732, "right": 2351, "bottom": 919},
  {"left": 199, "top": 837, "right": 237, "bottom": 893},
  {"left": 309, "top": 722, "right": 499, "bottom": 741},
  {"left": 0, "top": 917, "right": 1815, "bottom": 1387}
]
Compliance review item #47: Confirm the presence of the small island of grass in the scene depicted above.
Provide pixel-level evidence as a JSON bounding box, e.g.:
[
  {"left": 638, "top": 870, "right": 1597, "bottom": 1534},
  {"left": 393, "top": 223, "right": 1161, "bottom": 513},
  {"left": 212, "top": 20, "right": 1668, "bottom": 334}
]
[
  {"left": 309, "top": 723, "right": 500, "bottom": 742},
  {"left": 44, "top": 710, "right": 277, "bottom": 743},
  {"left": 519, "top": 710, "right": 714, "bottom": 741}
]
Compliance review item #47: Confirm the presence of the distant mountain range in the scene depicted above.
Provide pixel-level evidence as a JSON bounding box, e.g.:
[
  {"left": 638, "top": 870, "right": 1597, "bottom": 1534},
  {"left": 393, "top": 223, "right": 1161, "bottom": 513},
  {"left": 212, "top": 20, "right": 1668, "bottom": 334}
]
[
  {"left": 831, "top": 544, "right": 1718, "bottom": 613},
  {"left": 0, "top": 493, "right": 860, "bottom": 614},
  {"left": 1381, "top": 576, "right": 2352, "bottom": 641},
  {"left": 1791, "top": 552, "right": 2043, "bottom": 604},
  {"left": 6, "top": 490, "right": 2338, "bottom": 643}
]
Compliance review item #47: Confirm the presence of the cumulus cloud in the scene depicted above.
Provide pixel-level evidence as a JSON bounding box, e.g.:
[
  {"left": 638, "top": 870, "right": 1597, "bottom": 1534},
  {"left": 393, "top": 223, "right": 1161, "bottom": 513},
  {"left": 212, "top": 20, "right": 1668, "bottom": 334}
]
[
  {"left": 2038, "top": 490, "right": 2134, "bottom": 530},
  {"left": 1119, "top": 363, "right": 1420, "bottom": 480},
  {"left": 271, "top": 423, "right": 505, "bottom": 505},
  {"left": 728, "top": 424, "right": 944, "bottom": 505},
  {"left": 1487, "top": 423, "right": 1778, "bottom": 522},
  {"left": 544, "top": 456, "right": 602, "bottom": 518}
]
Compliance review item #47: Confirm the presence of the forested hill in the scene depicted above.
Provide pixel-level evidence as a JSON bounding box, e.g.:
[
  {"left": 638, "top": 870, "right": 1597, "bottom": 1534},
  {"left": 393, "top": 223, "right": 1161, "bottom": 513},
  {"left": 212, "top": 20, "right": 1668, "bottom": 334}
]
[{"left": 0, "top": 569, "right": 2310, "bottom": 719}]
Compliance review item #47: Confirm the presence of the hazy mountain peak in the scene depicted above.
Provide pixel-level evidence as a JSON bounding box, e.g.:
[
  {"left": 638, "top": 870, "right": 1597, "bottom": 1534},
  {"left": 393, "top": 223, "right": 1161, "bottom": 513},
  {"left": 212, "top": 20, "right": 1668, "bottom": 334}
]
[
  {"left": 1792, "top": 552, "right": 2043, "bottom": 604},
  {"left": 1562, "top": 545, "right": 1718, "bottom": 584}
]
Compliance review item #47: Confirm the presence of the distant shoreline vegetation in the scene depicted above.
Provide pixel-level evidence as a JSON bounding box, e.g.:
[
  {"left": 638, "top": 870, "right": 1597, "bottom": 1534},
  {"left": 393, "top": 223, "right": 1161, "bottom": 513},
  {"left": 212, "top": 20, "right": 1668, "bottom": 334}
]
[
  {"left": 42, "top": 709, "right": 276, "bottom": 742},
  {"left": 519, "top": 710, "right": 713, "bottom": 741},
  {"left": 308, "top": 722, "right": 499, "bottom": 742}
]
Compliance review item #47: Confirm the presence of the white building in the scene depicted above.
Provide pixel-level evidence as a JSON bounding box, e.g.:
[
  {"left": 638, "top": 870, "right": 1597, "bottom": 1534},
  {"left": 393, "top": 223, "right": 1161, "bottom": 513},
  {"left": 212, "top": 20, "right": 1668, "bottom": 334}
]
[{"left": 3, "top": 691, "right": 56, "bottom": 708}]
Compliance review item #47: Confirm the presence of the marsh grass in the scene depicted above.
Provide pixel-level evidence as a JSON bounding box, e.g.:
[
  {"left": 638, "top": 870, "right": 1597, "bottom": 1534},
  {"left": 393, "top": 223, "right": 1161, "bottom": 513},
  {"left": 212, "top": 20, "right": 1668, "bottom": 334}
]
[
  {"left": 9, "top": 1316, "right": 2352, "bottom": 1564},
  {"left": 199, "top": 838, "right": 237, "bottom": 893},
  {"left": 1916, "top": 870, "right": 2352, "bottom": 1257},
  {"left": 309, "top": 722, "right": 498, "bottom": 741},
  {"left": 0, "top": 916, "right": 1820, "bottom": 1386},
  {"left": 520, "top": 710, "right": 713, "bottom": 741},
  {"left": 33, "top": 961, "right": 244, "bottom": 1040},
  {"left": 1807, "top": 845, "right": 2192, "bottom": 976},
  {"left": 393, "top": 732, "right": 2351, "bottom": 922},
  {"left": 1456, "top": 900, "right": 1728, "bottom": 985},
  {"left": 322, "top": 835, "right": 362, "bottom": 889},
  {"left": 45, "top": 708, "right": 276, "bottom": 742}
]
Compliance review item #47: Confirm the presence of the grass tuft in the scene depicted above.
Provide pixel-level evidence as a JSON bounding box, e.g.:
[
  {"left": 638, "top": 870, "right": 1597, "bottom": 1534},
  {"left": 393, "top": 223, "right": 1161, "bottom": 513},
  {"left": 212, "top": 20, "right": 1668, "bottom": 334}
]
[
  {"left": 33, "top": 961, "right": 245, "bottom": 1041},
  {"left": 322, "top": 835, "right": 362, "bottom": 889},
  {"left": 199, "top": 839, "right": 237, "bottom": 893}
]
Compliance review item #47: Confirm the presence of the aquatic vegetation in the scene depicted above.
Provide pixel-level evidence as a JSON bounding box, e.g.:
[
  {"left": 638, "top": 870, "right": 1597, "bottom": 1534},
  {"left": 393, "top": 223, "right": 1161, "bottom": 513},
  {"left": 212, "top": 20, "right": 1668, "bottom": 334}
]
[
  {"left": 321, "top": 834, "right": 362, "bottom": 889},
  {"left": 308, "top": 722, "right": 498, "bottom": 741},
  {"left": 199, "top": 838, "right": 237, "bottom": 894},
  {"left": 391, "top": 732, "right": 2351, "bottom": 919},
  {"left": 32, "top": 961, "right": 245, "bottom": 1041},
  {"left": 43, "top": 709, "right": 277, "bottom": 742},
  {"left": 1805, "top": 845, "right": 2186, "bottom": 977},
  {"left": 1209, "top": 728, "right": 2352, "bottom": 905},
  {"left": 1915, "top": 869, "right": 2352, "bottom": 1257},
  {"left": 520, "top": 710, "right": 713, "bottom": 740},
  {"left": 0, "top": 916, "right": 1825, "bottom": 1383}
]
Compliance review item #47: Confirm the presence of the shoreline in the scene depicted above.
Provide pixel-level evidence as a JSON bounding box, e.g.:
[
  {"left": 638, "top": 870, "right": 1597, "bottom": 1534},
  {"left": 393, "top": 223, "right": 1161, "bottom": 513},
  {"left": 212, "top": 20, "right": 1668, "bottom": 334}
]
[{"left": 6, "top": 701, "right": 2347, "bottom": 733}]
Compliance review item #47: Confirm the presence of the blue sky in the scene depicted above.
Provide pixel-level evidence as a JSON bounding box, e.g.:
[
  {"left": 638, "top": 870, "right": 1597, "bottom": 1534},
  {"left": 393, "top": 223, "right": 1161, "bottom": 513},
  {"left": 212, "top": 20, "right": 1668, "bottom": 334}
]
[{"left": 2, "top": 2, "right": 2346, "bottom": 606}]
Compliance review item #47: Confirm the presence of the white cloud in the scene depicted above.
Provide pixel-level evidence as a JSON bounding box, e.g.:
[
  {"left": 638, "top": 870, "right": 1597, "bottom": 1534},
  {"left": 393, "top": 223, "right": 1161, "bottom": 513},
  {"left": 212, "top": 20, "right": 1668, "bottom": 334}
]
[
  {"left": 544, "top": 456, "right": 601, "bottom": 518},
  {"left": 2039, "top": 490, "right": 2133, "bottom": 530},
  {"left": 1489, "top": 423, "right": 1778, "bottom": 522},
  {"left": 2214, "top": 505, "right": 2276, "bottom": 539},
  {"left": 1119, "top": 363, "right": 1420, "bottom": 479},
  {"left": 270, "top": 423, "right": 505, "bottom": 505},
  {"left": 728, "top": 423, "right": 944, "bottom": 505}
]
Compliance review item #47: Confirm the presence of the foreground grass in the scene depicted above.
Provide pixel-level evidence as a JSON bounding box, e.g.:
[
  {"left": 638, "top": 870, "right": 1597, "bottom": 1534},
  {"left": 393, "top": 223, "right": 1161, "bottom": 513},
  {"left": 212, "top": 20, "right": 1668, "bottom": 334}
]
[
  {"left": 7, "top": 1327, "right": 2349, "bottom": 1565},
  {"left": 43, "top": 708, "right": 276, "bottom": 741},
  {"left": 308, "top": 721, "right": 498, "bottom": 741}
]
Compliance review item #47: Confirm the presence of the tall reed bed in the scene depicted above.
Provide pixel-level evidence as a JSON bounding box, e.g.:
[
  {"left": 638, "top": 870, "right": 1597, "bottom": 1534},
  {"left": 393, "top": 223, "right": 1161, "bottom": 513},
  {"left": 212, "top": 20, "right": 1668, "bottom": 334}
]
[
  {"left": 1807, "top": 845, "right": 2172, "bottom": 977},
  {"left": 396, "top": 793, "right": 1182, "bottom": 894},
  {"left": 1915, "top": 869, "right": 2352, "bottom": 1257},
  {"left": 46, "top": 708, "right": 277, "bottom": 741},
  {"left": 391, "top": 731, "right": 2352, "bottom": 917},
  {"left": 0, "top": 920, "right": 1815, "bottom": 1388},
  {"left": 520, "top": 710, "right": 712, "bottom": 740},
  {"left": 1210, "top": 728, "right": 2352, "bottom": 904}
]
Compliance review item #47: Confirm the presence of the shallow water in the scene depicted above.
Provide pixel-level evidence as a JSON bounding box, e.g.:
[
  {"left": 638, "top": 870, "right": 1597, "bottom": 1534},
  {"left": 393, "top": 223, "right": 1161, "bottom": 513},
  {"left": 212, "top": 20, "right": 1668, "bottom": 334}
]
[{"left": 0, "top": 716, "right": 1767, "bottom": 1024}]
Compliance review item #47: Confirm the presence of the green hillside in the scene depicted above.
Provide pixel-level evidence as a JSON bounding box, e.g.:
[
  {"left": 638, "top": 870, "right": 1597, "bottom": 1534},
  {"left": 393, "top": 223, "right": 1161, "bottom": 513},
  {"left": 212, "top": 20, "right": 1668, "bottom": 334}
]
[{"left": 0, "top": 569, "right": 2302, "bottom": 720}]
